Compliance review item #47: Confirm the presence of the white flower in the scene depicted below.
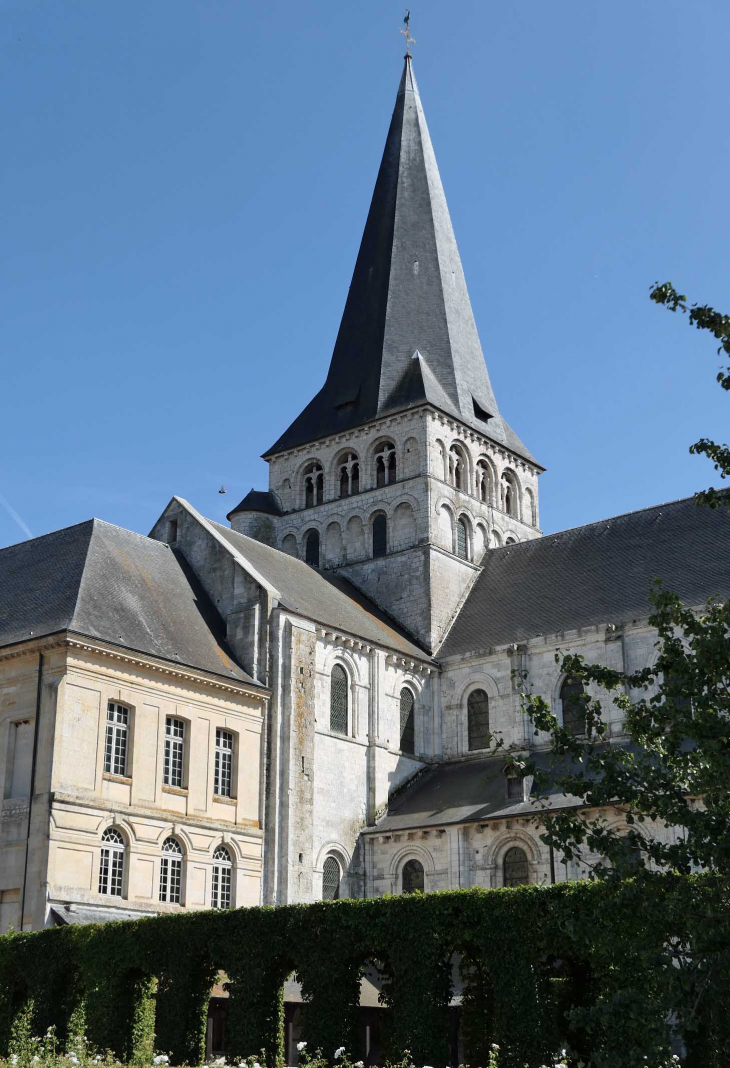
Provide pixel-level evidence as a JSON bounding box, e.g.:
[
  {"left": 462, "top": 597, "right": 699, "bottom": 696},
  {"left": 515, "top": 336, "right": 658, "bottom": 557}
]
[
  {"left": 354, "top": 1062, "right": 364, "bottom": 1067},
  {"left": 297, "top": 1042, "right": 307, "bottom": 1052},
  {"left": 153, "top": 1057, "right": 170, "bottom": 1065},
  {"left": 334, "top": 1048, "right": 346, "bottom": 1060},
  {"left": 32, "top": 1058, "right": 40, "bottom": 1064},
  {"left": 66, "top": 1057, "right": 79, "bottom": 1066},
  {"left": 10, "top": 1057, "right": 18, "bottom": 1066}
]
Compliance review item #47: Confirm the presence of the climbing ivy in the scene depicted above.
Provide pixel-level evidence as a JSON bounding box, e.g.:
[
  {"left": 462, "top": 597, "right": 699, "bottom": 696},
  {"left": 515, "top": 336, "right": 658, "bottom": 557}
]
[{"left": 1, "top": 876, "right": 728, "bottom": 1068}]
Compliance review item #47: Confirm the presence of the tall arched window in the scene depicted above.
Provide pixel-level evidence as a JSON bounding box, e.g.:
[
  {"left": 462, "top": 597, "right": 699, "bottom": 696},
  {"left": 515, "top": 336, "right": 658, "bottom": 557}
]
[
  {"left": 322, "top": 855, "right": 341, "bottom": 901},
  {"left": 560, "top": 677, "right": 585, "bottom": 736},
  {"left": 372, "top": 513, "right": 387, "bottom": 558},
  {"left": 399, "top": 687, "right": 415, "bottom": 754},
  {"left": 338, "top": 452, "right": 360, "bottom": 498},
  {"left": 503, "top": 846, "right": 529, "bottom": 887},
  {"left": 303, "top": 462, "right": 324, "bottom": 508},
  {"left": 476, "top": 460, "right": 491, "bottom": 503},
  {"left": 211, "top": 845, "right": 232, "bottom": 909},
  {"left": 99, "top": 827, "right": 125, "bottom": 897},
  {"left": 330, "top": 665, "right": 348, "bottom": 735},
  {"left": 449, "top": 445, "right": 467, "bottom": 490},
  {"left": 375, "top": 442, "right": 397, "bottom": 487},
  {"left": 467, "top": 689, "right": 490, "bottom": 750},
  {"left": 304, "top": 529, "right": 320, "bottom": 568},
  {"left": 501, "top": 472, "right": 518, "bottom": 518},
  {"left": 456, "top": 517, "right": 469, "bottom": 560},
  {"left": 402, "top": 858, "right": 424, "bottom": 894},
  {"left": 159, "top": 836, "right": 183, "bottom": 904}
]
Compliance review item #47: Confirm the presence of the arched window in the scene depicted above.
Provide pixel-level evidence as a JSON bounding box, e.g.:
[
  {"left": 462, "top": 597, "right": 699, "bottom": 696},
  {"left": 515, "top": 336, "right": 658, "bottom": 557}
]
[
  {"left": 372, "top": 513, "right": 387, "bottom": 558},
  {"left": 375, "top": 442, "right": 397, "bottom": 488},
  {"left": 304, "top": 529, "right": 320, "bottom": 568},
  {"left": 99, "top": 827, "right": 125, "bottom": 897},
  {"left": 456, "top": 517, "right": 469, "bottom": 560},
  {"left": 399, "top": 687, "right": 415, "bottom": 755},
  {"left": 503, "top": 846, "right": 529, "bottom": 887},
  {"left": 505, "top": 536, "right": 517, "bottom": 546},
  {"left": 449, "top": 445, "right": 467, "bottom": 491},
  {"left": 501, "top": 472, "right": 518, "bottom": 518},
  {"left": 476, "top": 460, "right": 491, "bottom": 503},
  {"left": 211, "top": 845, "right": 232, "bottom": 909},
  {"left": 330, "top": 665, "right": 348, "bottom": 735},
  {"left": 402, "top": 858, "right": 424, "bottom": 894},
  {"left": 322, "top": 855, "right": 341, "bottom": 901},
  {"left": 467, "top": 689, "right": 490, "bottom": 750},
  {"left": 560, "top": 677, "right": 585, "bottom": 736},
  {"left": 104, "top": 701, "right": 129, "bottom": 777},
  {"left": 303, "top": 462, "right": 324, "bottom": 508},
  {"left": 338, "top": 452, "right": 360, "bottom": 498},
  {"left": 159, "top": 836, "right": 183, "bottom": 904}
]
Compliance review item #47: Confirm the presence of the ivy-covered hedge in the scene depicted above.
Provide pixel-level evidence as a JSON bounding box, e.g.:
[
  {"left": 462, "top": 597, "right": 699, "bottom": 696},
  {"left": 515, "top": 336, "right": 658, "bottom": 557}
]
[{"left": 1, "top": 875, "right": 729, "bottom": 1068}]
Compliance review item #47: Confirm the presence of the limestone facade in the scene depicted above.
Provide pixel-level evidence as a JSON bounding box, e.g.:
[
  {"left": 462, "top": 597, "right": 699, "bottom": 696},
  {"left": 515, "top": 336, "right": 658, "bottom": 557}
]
[{"left": 0, "top": 636, "right": 266, "bottom": 932}]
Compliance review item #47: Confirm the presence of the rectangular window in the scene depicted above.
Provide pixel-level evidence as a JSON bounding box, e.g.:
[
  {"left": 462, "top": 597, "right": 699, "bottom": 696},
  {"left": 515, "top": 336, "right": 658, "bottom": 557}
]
[
  {"left": 104, "top": 703, "right": 129, "bottom": 777},
  {"left": 99, "top": 847, "right": 124, "bottom": 896},
  {"left": 211, "top": 864, "right": 231, "bottom": 909},
  {"left": 7, "top": 721, "right": 33, "bottom": 799},
  {"left": 214, "top": 728, "right": 233, "bottom": 798},
  {"left": 163, "top": 717, "right": 185, "bottom": 788}
]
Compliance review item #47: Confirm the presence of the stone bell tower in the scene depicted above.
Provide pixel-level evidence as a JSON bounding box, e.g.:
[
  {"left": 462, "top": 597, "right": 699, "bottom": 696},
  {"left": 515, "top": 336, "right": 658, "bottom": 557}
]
[{"left": 228, "top": 55, "right": 543, "bottom": 653}]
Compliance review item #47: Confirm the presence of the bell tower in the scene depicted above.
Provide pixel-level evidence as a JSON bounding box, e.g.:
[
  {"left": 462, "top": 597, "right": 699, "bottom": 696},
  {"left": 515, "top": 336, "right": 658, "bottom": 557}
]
[{"left": 229, "top": 55, "right": 543, "bottom": 652}]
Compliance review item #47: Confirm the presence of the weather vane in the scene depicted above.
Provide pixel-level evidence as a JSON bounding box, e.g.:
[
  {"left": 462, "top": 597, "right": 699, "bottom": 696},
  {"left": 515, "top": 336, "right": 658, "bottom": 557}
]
[{"left": 400, "top": 10, "right": 415, "bottom": 56}]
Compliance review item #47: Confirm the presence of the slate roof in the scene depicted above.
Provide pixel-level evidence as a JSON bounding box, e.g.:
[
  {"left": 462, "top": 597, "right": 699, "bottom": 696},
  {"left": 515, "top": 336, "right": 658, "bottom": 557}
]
[
  {"left": 439, "top": 495, "right": 730, "bottom": 659},
  {"left": 364, "top": 751, "right": 591, "bottom": 834},
  {"left": 265, "top": 58, "right": 537, "bottom": 467},
  {"left": 206, "top": 518, "right": 429, "bottom": 660},
  {"left": 0, "top": 519, "right": 258, "bottom": 686},
  {"left": 228, "top": 489, "right": 282, "bottom": 518}
]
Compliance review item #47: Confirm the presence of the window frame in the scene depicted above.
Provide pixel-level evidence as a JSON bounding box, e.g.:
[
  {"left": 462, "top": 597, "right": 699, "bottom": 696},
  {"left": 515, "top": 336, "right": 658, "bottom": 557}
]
[
  {"left": 372, "top": 512, "right": 387, "bottom": 558},
  {"left": 211, "top": 844, "right": 233, "bottom": 909},
  {"left": 329, "top": 664, "right": 349, "bottom": 736},
  {"left": 503, "top": 845, "right": 530, "bottom": 887},
  {"left": 399, "top": 686, "right": 416, "bottom": 755},
  {"left": 401, "top": 858, "right": 425, "bottom": 894},
  {"left": 214, "top": 727, "right": 234, "bottom": 799},
  {"left": 104, "top": 702, "right": 130, "bottom": 778},
  {"left": 322, "top": 855, "right": 342, "bottom": 901},
  {"left": 467, "top": 688, "right": 490, "bottom": 751},
  {"left": 159, "top": 836, "right": 183, "bottom": 904},
  {"left": 99, "top": 827, "right": 126, "bottom": 897},
  {"left": 163, "top": 716, "right": 186, "bottom": 789}
]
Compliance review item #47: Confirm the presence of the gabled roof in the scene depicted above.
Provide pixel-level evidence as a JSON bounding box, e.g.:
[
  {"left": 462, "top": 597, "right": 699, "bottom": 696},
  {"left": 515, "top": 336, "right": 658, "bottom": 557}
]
[
  {"left": 265, "top": 57, "right": 536, "bottom": 466},
  {"left": 194, "top": 513, "right": 429, "bottom": 660},
  {"left": 439, "top": 495, "right": 730, "bottom": 658},
  {"left": 0, "top": 519, "right": 258, "bottom": 686}
]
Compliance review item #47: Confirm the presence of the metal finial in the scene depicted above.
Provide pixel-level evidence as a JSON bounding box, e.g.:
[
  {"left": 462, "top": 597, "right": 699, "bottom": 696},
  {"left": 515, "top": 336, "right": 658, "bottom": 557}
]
[{"left": 400, "top": 10, "right": 415, "bottom": 56}]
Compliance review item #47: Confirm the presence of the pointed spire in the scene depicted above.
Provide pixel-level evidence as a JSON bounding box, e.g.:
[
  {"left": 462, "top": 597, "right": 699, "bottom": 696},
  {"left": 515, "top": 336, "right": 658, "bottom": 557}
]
[{"left": 265, "top": 57, "right": 535, "bottom": 464}]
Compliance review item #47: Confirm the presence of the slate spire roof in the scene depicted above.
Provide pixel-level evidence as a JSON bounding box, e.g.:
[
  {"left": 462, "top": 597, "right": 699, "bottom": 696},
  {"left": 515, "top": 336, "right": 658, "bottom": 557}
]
[{"left": 265, "top": 57, "right": 536, "bottom": 465}]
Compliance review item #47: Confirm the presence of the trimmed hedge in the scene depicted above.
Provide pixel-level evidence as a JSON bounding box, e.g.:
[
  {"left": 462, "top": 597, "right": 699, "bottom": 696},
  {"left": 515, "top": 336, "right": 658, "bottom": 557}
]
[{"left": 1, "top": 876, "right": 729, "bottom": 1068}]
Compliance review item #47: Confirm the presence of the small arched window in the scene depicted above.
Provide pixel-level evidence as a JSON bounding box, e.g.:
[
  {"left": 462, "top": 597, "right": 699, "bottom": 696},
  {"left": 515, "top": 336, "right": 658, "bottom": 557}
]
[
  {"left": 456, "top": 517, "right": 469, "bottom": 560},
  {"left": 304, "top": 529, "right": 320, "bottom": 568},
  {"left": 159, "top": 836, "right": 183, "bottom": 904},
  {"left": 99, "top": 827, "right": 125, "bottom": 897},
  {"left": 399, "top": 687, "right": 415, "bottom": 755},
  {"left": 467, "top": 689, "right": 490, "bottom": 751},
  {"left": 503, "top": 846, "right": 529, "bottom": 887},
  {"left": 449, "top": 445, "right": 467, "bottom": 491},
  {"left": 330, "top": 665, "right": 348, "bottom": 735},
  {"left": 322, "top": 855, "right": 341, "bottom": 901},
  {"left": 303, "top": 462, "right": 324, "bottom": 508},
  {"left": 375, "top": 442, "right": 397, "bottom": 488},
  {"left": 476, "top": 460, "right": 491, "bottom": 503},
  {"left": 338, "top": 452, "right": 360, "bottom": 498},
  {"left": 372, "top": 513, "right": 387, "bottom": 558},
  {"left": 211, "top": 845, "right": 232, "bottom": 909},
  {"left": 560, "top": 677, "right": 585, "bottom": 736},
  {"left": 501, "top": 472, "right": 518, "bottom": 518},
  {"left": 402, "top": 858, "right": 425, "bottom": 894}
]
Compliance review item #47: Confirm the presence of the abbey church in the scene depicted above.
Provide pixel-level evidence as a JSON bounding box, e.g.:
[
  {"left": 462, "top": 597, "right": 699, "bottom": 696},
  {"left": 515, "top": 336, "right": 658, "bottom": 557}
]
[{"left": 2, "top": 54, "right": 730, "bottom": 945}]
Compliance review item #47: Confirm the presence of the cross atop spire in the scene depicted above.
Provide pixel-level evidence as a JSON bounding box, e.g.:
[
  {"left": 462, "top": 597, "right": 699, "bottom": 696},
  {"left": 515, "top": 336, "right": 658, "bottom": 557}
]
[
  {"left": 400, "top": 10, "right": 415, "bottom": 57},
  {"left": 264, "top": 56, "right": 537, "bottom": 468}
]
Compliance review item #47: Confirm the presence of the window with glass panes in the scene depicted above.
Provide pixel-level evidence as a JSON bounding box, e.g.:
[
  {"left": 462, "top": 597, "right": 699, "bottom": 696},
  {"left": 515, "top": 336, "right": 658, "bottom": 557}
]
[
  {"left": 322, "top": 856, "right": 341, "bottom": 900},
  {"left": 456, "top": 518, "right": 468, "bottom": 559},
  {"left": 211, "top": 845, "right": 232, "bottom": 908},
  {"left": 400, "top": 688, "right": 415, "bottom": 754},
  {"left": 164, "top": 717, "right": 185, "bottom": 788},
  {"left": 104, "top": 703, "right": 129, "bottom": 776},
  {"left": 99, "top": 827, "right": 125, "bottom": 896},
  {"left": 329, "top": 665, "right": 348, "bottom": 734},
  {"left": 214, "top": 729, "right": 233, "bottom": 797},
  {"left": 159, "top": 836, "right": 183, "bottom": 903},
  {"left": 467, "top": 689, "right": 490, "bottom": 750}
]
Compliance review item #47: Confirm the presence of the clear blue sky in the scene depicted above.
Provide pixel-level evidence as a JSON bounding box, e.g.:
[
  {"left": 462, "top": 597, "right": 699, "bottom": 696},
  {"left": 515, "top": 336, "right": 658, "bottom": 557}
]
[{"left": 2, "top": 0, "right": 729, "bottom": 548}]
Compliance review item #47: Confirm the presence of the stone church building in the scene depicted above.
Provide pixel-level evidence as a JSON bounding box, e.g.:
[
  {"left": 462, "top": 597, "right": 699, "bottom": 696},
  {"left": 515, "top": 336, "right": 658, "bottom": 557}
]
[{"left": 2, "top": 55, "right": 730, "bottom": 942}]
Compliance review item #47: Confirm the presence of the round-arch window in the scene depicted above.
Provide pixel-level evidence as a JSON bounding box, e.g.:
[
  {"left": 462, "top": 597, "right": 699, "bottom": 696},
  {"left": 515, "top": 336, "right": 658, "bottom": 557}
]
[
  {"left": 399, "top": 687, "right": 415, "bottom": 754},
  {"left": 322, "top": 855, "right": 341, "bottom": 900},
  {"left": 456, "top": 518, "right": 469, "bottom": 560},
  {"left": 560, "top": 677, "right": 585, "bottom": 736},
  {"left": 402, "top": 858, "right": 424, "bottom": 894},
  {"left": 467, "top": 689, "right": 490, "bottom": 750},
  {"left": 330, "top": 665, "right": 348, "bottom": 735},
  {"left": 503, "top": 846, "right": 529, "bottom": 887},
  {"left": 304, "top": 529, "right": 320, "bottom": 568}
]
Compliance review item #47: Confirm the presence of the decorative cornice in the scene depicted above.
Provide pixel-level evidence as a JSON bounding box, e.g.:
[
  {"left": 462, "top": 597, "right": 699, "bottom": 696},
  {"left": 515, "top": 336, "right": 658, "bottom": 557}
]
[{"left": 314, "top": 626, "right": 434, "bottom": 674}]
